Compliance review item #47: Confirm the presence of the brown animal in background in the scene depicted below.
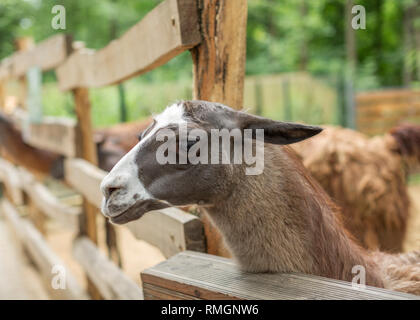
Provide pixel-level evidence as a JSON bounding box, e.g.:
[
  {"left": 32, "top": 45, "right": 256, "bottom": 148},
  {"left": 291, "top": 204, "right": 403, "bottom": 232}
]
[
  {"left": 0, "top": 112, "right": 62, "bottom": 178},
  {"left": 100, "top": 101, "right": 420, "bottom": 295},
  {"left": 291, "top": 124, "right": 420, "bottom": 253},
  {"left": 0, "top": 110, "right": 145, "bottom": 176}
]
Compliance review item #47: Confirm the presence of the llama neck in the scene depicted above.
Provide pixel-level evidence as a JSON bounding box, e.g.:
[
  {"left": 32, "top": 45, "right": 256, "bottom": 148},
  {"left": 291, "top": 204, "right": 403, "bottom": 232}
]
[{"left": 205, "top": 146, "right": 383, "bottom": 287}]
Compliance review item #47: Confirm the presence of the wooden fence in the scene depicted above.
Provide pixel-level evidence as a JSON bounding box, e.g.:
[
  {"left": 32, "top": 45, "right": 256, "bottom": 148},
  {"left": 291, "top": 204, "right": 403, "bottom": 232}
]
[
  {"left": 0, "top": 0, "right": 415, "bottom": 300},
  {"left": 357, "top": 89, "right": 420, "bottom": 136}
]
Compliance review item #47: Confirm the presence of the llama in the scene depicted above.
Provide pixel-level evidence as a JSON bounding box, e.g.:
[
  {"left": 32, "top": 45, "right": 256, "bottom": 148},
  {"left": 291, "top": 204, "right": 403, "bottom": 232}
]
[
  {"left": 100, "top": 100, "right": 420, "bottom": 295},
  {"left": 291, "top": 124, "right": 420, "bottom": 252},
  {"left": 96, "top": 117, "right": 419, "bottom": 253}
]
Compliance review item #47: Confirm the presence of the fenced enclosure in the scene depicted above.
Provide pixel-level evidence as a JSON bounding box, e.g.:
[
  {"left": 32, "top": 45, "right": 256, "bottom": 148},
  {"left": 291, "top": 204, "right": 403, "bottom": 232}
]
[{"left": 0, "top": 0, "right": 418, "bottom": 300}]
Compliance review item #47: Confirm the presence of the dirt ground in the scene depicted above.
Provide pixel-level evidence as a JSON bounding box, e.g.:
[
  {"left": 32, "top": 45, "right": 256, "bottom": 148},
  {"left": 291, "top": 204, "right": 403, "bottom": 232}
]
[{"left": 0, "top": 218, "right": 49, "bottom": 299}]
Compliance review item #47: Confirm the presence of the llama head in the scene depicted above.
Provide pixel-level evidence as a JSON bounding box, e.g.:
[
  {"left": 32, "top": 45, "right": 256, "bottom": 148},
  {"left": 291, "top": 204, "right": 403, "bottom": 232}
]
[{"left": 100, "top": 100, "right": 322, "bottom": 224}]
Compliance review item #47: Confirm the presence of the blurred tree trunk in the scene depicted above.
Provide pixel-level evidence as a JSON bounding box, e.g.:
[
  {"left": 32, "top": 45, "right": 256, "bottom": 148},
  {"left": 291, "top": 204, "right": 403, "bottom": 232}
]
[
  {"left": 402, "top": 3, "right": 413, "bottom": 87},
  {"left": 413, "top": 2, "right": 420, "bottom": 82},
  {"left": 109, "top": 9, "right": 127, "bottom": 123},
  {"left": 345, "top": 0, "right": 356, "bottom": 128},
  {"left": 299, "top": 0, "right": 308, "bottom": 71},
  {"left": 373, "top": 0, "right": 384, "bottom": 85}
]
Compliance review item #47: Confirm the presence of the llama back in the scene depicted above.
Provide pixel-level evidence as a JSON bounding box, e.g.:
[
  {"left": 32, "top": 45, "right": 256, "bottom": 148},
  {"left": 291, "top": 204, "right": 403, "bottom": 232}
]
[{"left": 373, "top": 250, "right": 420, "bottom": 295}]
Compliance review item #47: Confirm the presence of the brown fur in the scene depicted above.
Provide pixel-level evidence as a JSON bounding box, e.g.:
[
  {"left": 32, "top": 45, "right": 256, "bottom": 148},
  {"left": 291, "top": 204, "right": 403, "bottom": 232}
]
[
  {"left": 99, "top": 120, "right": 419, "bottom": 253},
  {"left": 291, "top": 126, "right": 415, "bottom": 252},
  {"left": 0, "top": 112, "right": 61, "bottom": 177},
  {"left": 101, "top": 100, "right": 420, "bottom": 295},
  {"left": 389, "top": 123, "right": 420, "bottom": 175}
]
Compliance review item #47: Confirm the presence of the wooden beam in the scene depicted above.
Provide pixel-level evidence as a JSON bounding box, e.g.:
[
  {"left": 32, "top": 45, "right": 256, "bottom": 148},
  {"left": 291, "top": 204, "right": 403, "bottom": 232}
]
[
  {"left": 191, "top": 0, "right": 248, "bottom": 110},
  {"left": 72, "top": 87, "right": 101, "bottom": 299},
  {"left": 56, "top": 0, "right": 201, "bottom": 91},
  {"left": 12, "top": 34, "right": 72, "bottom": 78},
  {"left": 19, "top": 167, "right": 81, "bottom": 232},
  {"left": 20, "top": 115, "right": 77, "bottom": 157},
  {"left": 142, "top": 251, "right": 418, "bottom": 300},
  {"left": 0, "top": 199, "right": 88, "bottom": 300},
  {"left": 126, "top": 207, "right": 205, "bottom": 258},
  {"left": 191, "top": 0, "right": 248, "bottom": 258},
  {"left": 0, "top": 158, "right": 24, "bottom": 205},
  {"left": 73, "top": 237, "right": 143, "bottom": 300},
  {"left": 64, "top": 158, "right": 106, "bottom": 209},
  {"left": 0, "top": 57, "right": 13, "bottom": 82}
]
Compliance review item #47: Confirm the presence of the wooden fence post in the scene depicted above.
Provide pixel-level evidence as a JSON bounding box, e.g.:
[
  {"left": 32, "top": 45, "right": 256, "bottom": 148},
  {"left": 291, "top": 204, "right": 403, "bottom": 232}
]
[
  {"left": 72, "top": 87, "right": 103, "bottom": 299},
  {"left": 191, "top": 0, "right": 248, "bottom": 257},
  {"left": 15, "top": 37, "right": 35, "bottom": 110}
]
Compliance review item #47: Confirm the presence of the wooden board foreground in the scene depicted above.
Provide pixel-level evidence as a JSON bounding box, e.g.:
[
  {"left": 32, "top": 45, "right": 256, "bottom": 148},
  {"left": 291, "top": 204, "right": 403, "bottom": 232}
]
[
  {"left": 141, "top": 251, "right": 419, "bottom": 300},
  {"left": 73, "top": 237, "right": 143, "bottom": 300}
]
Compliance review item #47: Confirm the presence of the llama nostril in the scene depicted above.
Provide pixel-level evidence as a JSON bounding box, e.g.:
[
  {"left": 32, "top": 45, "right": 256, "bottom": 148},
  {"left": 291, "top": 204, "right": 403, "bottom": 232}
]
[
  {"left": 108, "top": 187, "right": 119, "bottom": 197},
  {"left": 105, "top": 186, "right": 121, "bottom": 199}
]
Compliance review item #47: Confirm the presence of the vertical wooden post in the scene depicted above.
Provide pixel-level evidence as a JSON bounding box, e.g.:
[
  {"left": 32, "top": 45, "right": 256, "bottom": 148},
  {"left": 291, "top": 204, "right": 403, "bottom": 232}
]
[
  {"left": 191, "top": 0, "right": 248, "bottom": 110},
  {"left": 72, "top": 87, "right": 102, "bottom": 299},
  {"left": 191, "top": 0, "right": 247, "bottom": 257},
  {"left": 15, "top": 37, "right": 35, "bottom": 110}
]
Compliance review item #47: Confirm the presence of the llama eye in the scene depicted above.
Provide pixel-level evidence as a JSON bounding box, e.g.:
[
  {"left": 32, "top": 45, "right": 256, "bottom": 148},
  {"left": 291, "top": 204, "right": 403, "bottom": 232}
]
[{"left": 137, "top": 134, "right": 142, "bottom": 142}]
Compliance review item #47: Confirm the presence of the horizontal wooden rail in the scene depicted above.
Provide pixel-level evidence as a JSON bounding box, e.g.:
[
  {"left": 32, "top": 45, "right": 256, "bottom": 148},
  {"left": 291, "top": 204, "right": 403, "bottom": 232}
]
[
  {"left": 0, "top": 34, "right": 72, "bottom": 80},
  {"left": 65, "top": 158, "right": 205, "bottom": 257},
  {"left": 142, "top": 251, "right": 419, "bottom": 300},
  {"left": 126, "top": 207, "right": 205, "bottom": 258},
  {"left": 0, "top": 199, "right": 88, "bottom": 300},
  {"left": 56, "top": 0, "right": 201, "bottom": 90},
  {"left": 0, "top": 158, "right": 23, "bottom": 205},
  {"left": 73, "top": 236, "right": 143, "bottom": 299},
  {"left": 21, "top": 115, "right": 77, "bottom": 157},
  {"left": 65, "top": 158, "right": 105, "bottom": 208},
  {"left": 19, "top": 167, "right": 81, "bottom": 231}
]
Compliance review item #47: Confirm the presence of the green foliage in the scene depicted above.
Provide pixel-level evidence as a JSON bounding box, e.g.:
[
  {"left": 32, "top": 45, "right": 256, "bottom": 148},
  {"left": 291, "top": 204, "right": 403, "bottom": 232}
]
[{"left": 1, "top": 0, "right": 418, "bottom": 126}]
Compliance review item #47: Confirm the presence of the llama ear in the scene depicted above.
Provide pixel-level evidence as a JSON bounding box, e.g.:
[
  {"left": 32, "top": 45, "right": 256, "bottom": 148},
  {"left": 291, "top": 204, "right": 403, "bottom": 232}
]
[{"left": 237, "top": 113, "right": 323, "bottom": 145}]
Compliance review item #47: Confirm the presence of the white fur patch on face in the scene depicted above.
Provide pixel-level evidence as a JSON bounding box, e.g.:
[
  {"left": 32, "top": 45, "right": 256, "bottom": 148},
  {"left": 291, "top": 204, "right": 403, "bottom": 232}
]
[{"left": 100, "top": 102, "right": 186, "bottom": 217}]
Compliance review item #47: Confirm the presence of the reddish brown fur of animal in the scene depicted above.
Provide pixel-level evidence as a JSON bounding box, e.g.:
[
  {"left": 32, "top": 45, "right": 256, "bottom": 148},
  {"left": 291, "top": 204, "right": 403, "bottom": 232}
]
[
  {"left": 98, "top": 120, "right": 418, "bottom": 254},
  {"left": 389, "top": 123, "right": 420, "bottom": 175},
  {"left": 0, "top": 112, "right": 60, "bottom": 177},
  {"left": 291, "top": 126, "right": 414, "bottom": 253}
]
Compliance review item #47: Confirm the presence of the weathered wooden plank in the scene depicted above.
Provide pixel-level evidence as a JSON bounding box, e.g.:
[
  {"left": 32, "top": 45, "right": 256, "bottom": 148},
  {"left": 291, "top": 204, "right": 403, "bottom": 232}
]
[
  {"left": 11, "top": 34, "right": 72, "bottom": 78},
  {"left": 56, "top": 0, "right": 201, "bottom": 91},
  {"left": 18, "top": 167, "right": 81, "bottom": 231},
  {"left": 142, "top": 251, "right": 419, "bottom": 300},
  {"left": 191, "top": 0, "right": 247, "bottom": 258},
  {"left": 64, "top": 158, "right": 105, "bottom": 208},
  {"left": 356, "top": 89, "right": 420, "bottom": 104},
  {"left": 126, "top": 207, "right": 205, "bottom": 258},
  {"left": 0, "top": 158, "right": 23, "bottom": 205},
  {"left": 0, "top": 199, "right": 88, "bottom": 300},
  {"left": 73, "top": 236, "right": 143, "bottom": 300},
  {"left": 20, "top": 115, "right": 77, "bottom": 157},
  {"left": 192, "top": 0, "right": 247, "bottom": 110}
]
